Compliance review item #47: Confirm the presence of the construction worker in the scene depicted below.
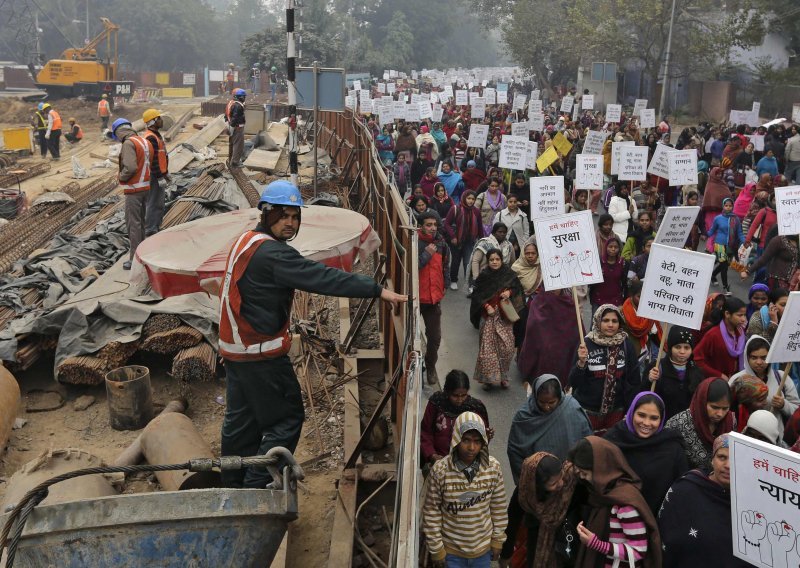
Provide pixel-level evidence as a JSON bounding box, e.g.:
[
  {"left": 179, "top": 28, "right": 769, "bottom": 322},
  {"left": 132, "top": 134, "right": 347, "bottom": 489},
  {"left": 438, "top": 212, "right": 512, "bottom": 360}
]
[
  {"left": 98, "top": 94, "right": 111, "bottom": 132},
  {"left": 42, "top": 103, "right": 62, "bottom": 161},
  {"left": 269, "top": 66, "right": 278, "bottom": 100},
  {"left": 109, "top": 118, "right": 150, "bottom": 270},
  {"left": 142, "top": 108, "right": 170, "bottom": 237},
  {"left": 226, "top": 63, "right": 235, "bottom": 93},
  {"left": 31, "top": 103, "right": 48, "bottom": 158},
  {"left": 225, "top": 88, "right": 246, "bottom": 168},
  {"left": 64, "top": 118, "right": 83, "bottom": 143},
  {"left": 217, "top": 180, "right": 407, "bottom": 488}
]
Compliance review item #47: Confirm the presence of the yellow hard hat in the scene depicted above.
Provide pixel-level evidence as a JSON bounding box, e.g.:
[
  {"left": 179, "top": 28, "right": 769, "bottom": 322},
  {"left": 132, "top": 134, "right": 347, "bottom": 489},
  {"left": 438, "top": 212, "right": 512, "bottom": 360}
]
[
  {"left": 68, "top": 117, "right": 76, "bottom": 123},
  {"left": 102, "top": 93, "right": 108, "bottom": 98},
  {"left": 142, "top": 108, "right": 162, "bottom": 123},
  {"left": 42, "top": 103, "right": 51, "bottom": 110}
]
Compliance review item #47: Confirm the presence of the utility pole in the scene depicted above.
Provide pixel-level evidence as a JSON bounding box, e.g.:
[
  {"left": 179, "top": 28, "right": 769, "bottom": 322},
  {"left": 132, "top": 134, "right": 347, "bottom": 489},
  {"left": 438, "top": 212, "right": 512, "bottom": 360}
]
[
  {"left": 85, "top": 0, "right": 89, "bottom": 43},
  {"left": 286, "top": 0, "right": 298, "bottom": 187},
  {"left": 658, "top": 0, "right": 677, "bottom": 119}
]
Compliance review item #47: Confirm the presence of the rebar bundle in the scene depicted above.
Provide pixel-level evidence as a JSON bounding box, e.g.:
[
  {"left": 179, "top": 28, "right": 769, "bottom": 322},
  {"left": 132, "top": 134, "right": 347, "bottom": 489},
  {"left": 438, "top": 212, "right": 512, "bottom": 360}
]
[
  {"left": 0, "top": 162, "right": 50, "bottom": 188},
  {"left": 160, "top": 164, "right": 225, "bottom": 228},
  {"left": 171, "top": 341, "right": 216, "bottom": 382},
  {"left": 141, "top": 314, "right": 182, "bottom": 337},
  {"left": 140, "top": 325, "right": 203, "bottom": 354}
]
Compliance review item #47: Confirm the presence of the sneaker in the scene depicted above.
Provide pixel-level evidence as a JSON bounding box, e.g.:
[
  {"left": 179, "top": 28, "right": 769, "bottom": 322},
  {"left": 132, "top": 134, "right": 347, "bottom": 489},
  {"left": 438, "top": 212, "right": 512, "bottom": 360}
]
[
  {"left": 467, "top": 286, "right": 474, "bottom": 298},
  {"left": 711, "top": 278, "right": 718, "bottom": 285},
  {"left": 122, "top": 261, "right": 132, "bottom": 270},
  {"left": 450, "top": 282, "right": 458, "bottom": 291}
]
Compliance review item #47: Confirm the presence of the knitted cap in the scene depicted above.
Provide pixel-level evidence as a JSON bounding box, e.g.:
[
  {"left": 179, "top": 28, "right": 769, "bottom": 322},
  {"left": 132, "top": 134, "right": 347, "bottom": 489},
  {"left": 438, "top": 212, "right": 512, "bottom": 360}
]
[
  {"left": 667, "top": 325, "right": 694, "bottom": 350},
  {"left": 746, "top": 410, "right": 780, "bottom": 444}
]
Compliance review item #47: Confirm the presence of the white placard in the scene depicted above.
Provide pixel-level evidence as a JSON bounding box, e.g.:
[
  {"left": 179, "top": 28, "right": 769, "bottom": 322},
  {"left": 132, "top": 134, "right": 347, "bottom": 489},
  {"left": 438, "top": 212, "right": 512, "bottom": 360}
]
[
  {"left": 637, "top": 244, "right": 714, "bottom": 329},
  {"left": 496, "top": 90, "right": 508, "bottom": 104},
  {"left": 353, "top": 80, "right": 362, "bottom": 91},
  {"left": 432, "top": 104, "right": 444, "bottom": 123},
  {"left": 418, "top": 101, "right": 432, "bottom": 120},
  {"left": 209, "top": 69, "right": 224, "bottom": 82},
  {"left": 471, "top": 97, "right": 486, "bottom": 119},
  {"left": 359, "top": 89, "right": 371, "bottom": 102},
  {"left": 392, "top": 100, "right": 406, "bottom": 118},
  {"left": 531, "top": 89, "right": 541, "bottom": 100},
  {"left": 411, "top": 93, "right": 422, "bottom": 104},
  {"left": 618, "top": 145, "right": 649, "bottom": 181},
  {"left": 575, "top": 155, "right": 604, "bottom": 190},
  {"left": 455, "top": 90, "right": 468, "bottom": 106},
  {"left": 484, "top": 88, "right": 496, "bottom": 105},
  {"left": 560, "top": 95, "right": 574, "bottom": 113},
  {"left": 606, "top": 104, "right": 622, "bottom": 123},
  {"left": 513, "top": 93, "right": 527, "bottom": 111},
  {"left": 793, "top": 104, "right": 800, "bottom": 124},
  {"left": 730, "top": 110, "right": 753, "bottom": 125},
  {"left": 582, "top": 130, "right": 609, "bottom": 155},
  {"left": 766, "top": 291, "right": 800, "bottom": 363},
  {"left": 775, "top": 186, "right": 800, "bottom": 236},
  {"left": 345, "top": 95, "right": 356, "bottom": 110},
  {"left": 467, "top": 124, "right": 490, "bottom": 149},
  {"left": 529, "top": 100, "right": 543, "bottom": 113},
  {"left": 498, "top": 135, "right": 529, "bottom": 170},
  {"left": 534, "top": 210, "right": 604, "bottom": 291},
  {"left": 582, "top": 95, "right": 594, "bottom": 110},
  {"left": 752, "top": 101, "right": 761, "bottom": 115},
  {"left": 530, "top": 176, "right": 566, "bottom": 220},
  {"left": 360, "top": 98, "right": 374, "bottom": 114},
  {"left": 469, "top": 91, "right": 480, "bottom": 105},
  {"left": 375, "top": 98, "right": 393, "bottom": 122},
  {"left": 639, "top": 109, "right": 656, "bottom": 129},
  {"left": 654, "top": 206, "right": 701, "bottom": 249},
  {"left": 443, "top": 85, "right": 453, "bottom": 100},
  {"left": 647, "top": 142, "right": 673, "bottom": 179},
  {"left": 729, "top": 432, "right": 800, "bottom": 567},
  {"left": 429, "top": 92, "right": 439, "bottom": 104},
  {"left": 633, "top": 99, "right": 648, "bottom": 116},
  {"left": 183, "top": 73, "right": 196, "bottom": 85},
  {"left": 750, "top": 134, "right": 765, "bottom": 152},
  {"left": 387, "top": 83, "right": 396, "bottom": 95},
  {"left": 528, "top": 113, "right": 544, "bottom": 132},
  {"left": 511, "top": 122, "right": 529, "bottom": 137},
  {"left": 668, "top": 150, "right": 698, "bottom": 186},
  {"left": 405, "top": 103, "right": 420, "bottom": 123},
  {"left": 377, "top": 83, "right": 386, "bottom": 93},
  {"left": 525, "top": 141, "right": 539, "bottom": 171},
  {"left": 611, "top": 141, "right": 635, "bottom": 176}
]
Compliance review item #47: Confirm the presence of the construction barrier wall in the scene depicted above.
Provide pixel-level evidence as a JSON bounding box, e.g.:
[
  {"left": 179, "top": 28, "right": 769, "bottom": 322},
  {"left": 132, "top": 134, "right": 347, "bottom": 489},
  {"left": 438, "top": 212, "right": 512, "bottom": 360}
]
[{"left": 317, "top": 108, "right": 423, "bottom": 566}]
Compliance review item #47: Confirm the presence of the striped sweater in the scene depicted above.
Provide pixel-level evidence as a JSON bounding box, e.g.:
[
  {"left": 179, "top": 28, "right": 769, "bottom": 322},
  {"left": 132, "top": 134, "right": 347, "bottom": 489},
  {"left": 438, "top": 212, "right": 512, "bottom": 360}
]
[
  {"left": 588, "top": 504, "right": 648, "bottom": 567},
  {"left": 423, "top": 453, "right": 508, "bottom": 560}
]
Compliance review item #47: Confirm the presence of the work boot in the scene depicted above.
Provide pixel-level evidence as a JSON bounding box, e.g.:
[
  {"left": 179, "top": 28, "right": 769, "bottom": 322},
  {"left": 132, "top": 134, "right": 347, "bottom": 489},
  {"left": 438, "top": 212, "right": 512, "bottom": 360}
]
[
  {"left": 426, "top": 367, "right": 438, "bottom": 386},
  {"left": 122, "top": 261, "right": 132, "bottom": 270}
]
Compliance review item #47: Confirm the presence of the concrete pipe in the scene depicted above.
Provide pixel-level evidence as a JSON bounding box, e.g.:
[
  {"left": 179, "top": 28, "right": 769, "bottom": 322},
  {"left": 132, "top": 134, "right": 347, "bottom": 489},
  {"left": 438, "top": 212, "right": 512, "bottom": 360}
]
[
  {"left": 139, "top": 412, "right": 220, "bottom": 491},
  {"left": 1, "top": 448, "right": 117, "bottom": 512},
  {"left": 0, "top": 365, "right": 20, "bottom": 453},
  {"left": 113, "top": 398, "right": 188, "bottom": 467}
]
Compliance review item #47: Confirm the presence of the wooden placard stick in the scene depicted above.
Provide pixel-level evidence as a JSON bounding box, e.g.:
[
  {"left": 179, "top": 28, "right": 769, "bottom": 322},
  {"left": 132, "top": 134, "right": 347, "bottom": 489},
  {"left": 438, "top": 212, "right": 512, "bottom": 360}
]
[
  {"left": 572, "top": 285, "right": 585, "bottom": 347},
  {"left": 651, "top": 322, "right": 670, "bottom": 391}
]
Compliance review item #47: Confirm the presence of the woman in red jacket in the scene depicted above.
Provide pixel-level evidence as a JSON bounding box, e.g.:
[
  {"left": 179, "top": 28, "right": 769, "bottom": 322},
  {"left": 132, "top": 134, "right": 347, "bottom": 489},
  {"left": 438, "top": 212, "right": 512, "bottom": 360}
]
[{"left": 694, "top": 296, "right": 748, "bottom": 380}]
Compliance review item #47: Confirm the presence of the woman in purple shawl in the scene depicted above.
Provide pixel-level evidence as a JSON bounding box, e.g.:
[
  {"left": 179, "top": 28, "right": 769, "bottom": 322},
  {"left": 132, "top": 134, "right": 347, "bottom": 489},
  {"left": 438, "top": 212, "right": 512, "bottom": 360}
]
[{"left": 518, "top": 288, "right": 582, "bottom": 388}]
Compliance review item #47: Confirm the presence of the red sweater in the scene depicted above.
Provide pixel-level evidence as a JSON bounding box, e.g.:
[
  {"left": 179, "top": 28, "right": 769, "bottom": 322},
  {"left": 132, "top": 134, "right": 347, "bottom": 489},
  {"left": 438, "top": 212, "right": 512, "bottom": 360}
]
[
  {"left": 693, "top": 325, "right": 743, "bottom": 379},
  {"left": 420, "top": 399, "right": 489, "bottom": 462}
]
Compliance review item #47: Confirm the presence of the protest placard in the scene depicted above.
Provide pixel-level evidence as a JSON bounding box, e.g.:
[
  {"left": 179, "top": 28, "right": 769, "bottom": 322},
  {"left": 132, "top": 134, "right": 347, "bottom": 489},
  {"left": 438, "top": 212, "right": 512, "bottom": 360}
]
[
  {"left": 467, "top": 124, "right": 489, "bottom": 149},
  {"left": 529, "top": 100, "right": 543, "bottom": 113},
  {"left": 610, "top": 141, "right": 635, "bottom": 176},
  {"left": 534, "top": 210, "right": 603, "bottom": 291},
  {"left": 606, "top": 104, "right": 622, "bottom": 123},
  {"left": 431, "top": 104, "right": 444, "bottom": 123},
  {"left": 654, "top": 206, "right": 701, "bottom": 248},
  {"left": 359, "top": 89, "right": 371, "bottom": 102},
  {"left": 531, "top": 89, "right": 541, "bottom": 100},
  {"left": 525, "top": 141, "right": 539, "bottom": 171},
  {"left": 529, "top": 113, "right": 545, "bottom": 132},
  {"left": 647, "top": 142, "right": 673, "bottom": 179},
  {"left": 575, "top": 155, "right": 604, "bottom": 190},
  {"left": 513, "top": 93, "right": 527, "bottom": 111},
  {"left": 455, "top": 90, "right": 468, "bottom": 106},
  {"left": 794, "top": 104, "right": 800, "bottom": 124},
  {"left": 345, "top": 95, "right": 356, "bottom": 110},
  {"left": 410, "top": 93, "right": 422, "bottom": 104},
  {"left": 668, "top": 150, "right": 698, "bottom": 186},
  {"left": 633, "top": 99, "right": 648, "bottom": 116},
  {"left": 405, "top": 103, "right": 420, "bottom": 123},
  {"left": 496, "top": 90, "right": 508, "bottom": 104},
  {"left": 536, "top": 146, "right": 560, "bottom": 173},
  {"left": 484, "top": 87, "right": 496, "bottom": 105},
  {"left": 639, "top": 109, "right": 656, "bottom": 129},
  {"left": 582, "top": 130, "right": 609, "bottom": 155},
  {"left": 429, "top": 92, "right": 439, "bottom": 104},
  {"left": 530, "top": 176, "right": 566, "bottom": 220},
  {"left": 386, "top": 83, "right": 396, "bottom": 94},
  {"left": 443, "top": 85, "right": 453, "bottom": 100},
  {"left": 377, "top": 83, "right": 386, "bottom": 93},
  {"left": 729, "top": 432, "right": 800, "bottom": 567},
  {"left": 471, "top": 97, "right": 486, "bottom": 119},
  {"left": 750, "top": 134, "right": 765, "bottom": 152},
  {"left": 498, "top": 135, "right": 529, "bottom": 170},
  {"left": 637, "top": 244, "right": 714, "bottom": 329},
  {"left": 511, "top": 122, "right": 529, "bottom": 137},
  {"left": 353, "top": 80, "right": 362, "bottom": 91},
  {"left": 553, "top": 132, "right": 573, "bottom": 157},
  {"left": 582, "top": 94, "right": 594, "bottom": 110},
  {"left": 766, "top": 292, "right": 800, "bottom": 363},
  {"left": 618, "top": 145, "right": 649, "bottom": 181},
  {"left": 730, "top": 110, "right": 752, "bottom": 125},
  {"left": 774, "top": 186, "right": 800, "bottom": 236},
  {"left": 418, "top": 101, "right": 432, "bottom": 120},
  {"left": 560, "top": 95, "right": 574, "bottom": 113}
]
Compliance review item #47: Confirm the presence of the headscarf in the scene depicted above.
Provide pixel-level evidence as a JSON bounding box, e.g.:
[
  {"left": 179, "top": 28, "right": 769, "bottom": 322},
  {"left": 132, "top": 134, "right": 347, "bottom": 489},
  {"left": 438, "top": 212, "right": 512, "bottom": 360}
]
[
  {"left": 427, "top": 390, "right": 488, "bottom": 420},
  {"left": 732, "top": 374, "right": 769, "bottom": 430},
  {"left": 622, "top": 298, "right": 661, "bottom": 351},
  {"left": 518, "top": 453, "right": 578, "bottom": 568},
  {"left": 449, "top": 411, "right": 489, "bottom": 468},
  {"left": 511, "top": 237, "right": 541, "bottom": 294},
  {"left": 586, "top": 304, "right": 628, "bottom": 347},
  {"left": 625, "top": 391, "right": 666, "bottom": 435},
  {"left": 756, "top": 174, "right": 773, "bottom": 193},
  {"left": 747, "top": 283, "right": 770, "bottom": 319},
  {"left": 690, "top": 378, "right": 735, "bottom": 448},
  {"left": 702, "top": 167, "right": 733, "bottom": 211},
  {"left": 573, "top": 437, "right": 662, "bottom": 568},
  {"left": 469, "top": 256, "right": 525, "bottom": 328},
  {"left": 712, "top": 433, "right": 730, "bottom": 456},
  {"left": 438, "top": 167, "right": 463, "bottom": 199}
]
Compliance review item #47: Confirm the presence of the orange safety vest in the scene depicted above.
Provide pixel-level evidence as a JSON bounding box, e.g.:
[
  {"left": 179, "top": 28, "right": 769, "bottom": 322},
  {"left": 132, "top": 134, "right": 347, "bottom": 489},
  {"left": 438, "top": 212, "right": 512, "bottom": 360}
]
[
  {"left": 225, "top": 99, "right": 244, "bottom": 124},
  {"left": 218, "top": 231, "right": 293, "bottom": 362},
  {"left": 73, "top": 124, "right": 83, "bottom": 140},
  {"left": 49, "top": 109, "right": 62, "bottom": 131},
  {"left": 98, "top": 99, "right": 110, "bottom": 117},
  {"left": 118, "top": 135, "right": 151, "bottom": 194},
  {"left": 145, "top": 128, "right": 168, "bottom": 174}
]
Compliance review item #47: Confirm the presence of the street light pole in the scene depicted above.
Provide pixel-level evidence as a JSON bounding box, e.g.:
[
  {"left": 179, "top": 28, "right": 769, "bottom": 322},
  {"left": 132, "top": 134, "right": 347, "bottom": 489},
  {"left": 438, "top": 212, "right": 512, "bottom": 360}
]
[
  {"left": 85, "top": 0, "right": 89, "bottom": 43},
  {"left": 658, "top": 0, "right": 677, "bottom": 118}
]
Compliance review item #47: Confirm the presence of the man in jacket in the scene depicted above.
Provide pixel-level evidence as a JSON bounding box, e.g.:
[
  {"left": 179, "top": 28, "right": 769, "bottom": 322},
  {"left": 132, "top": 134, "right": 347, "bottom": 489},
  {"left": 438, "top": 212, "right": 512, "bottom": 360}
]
[
  {"left": 418, "top": 211, "right": 450, "bottom": 386},
  {"left": 64, "top": 118, "right": 83, "bottom": 143},
  {"left": 217, "top": 180, "right": 406, "bottom": 488},
  {"left": 785, "top": 124, "right": 800, "bottom": 184},
  {"left": 142, "top": 109, "right": 170, "bottom": 236},
  {"left": 42, "top": 103, "right": 62, "bottom": 161},
  {"left": 225, "top": 88, "right": 247, "bottom": 168},
  {"left": 110, "top": 118, "right": 150, "bottom": 270},
  {"left": 31, "top": 103, "right": 48, "bottom": 158},
  {"left": 97, "top": 94, "right": 111, "bottom": 132}
]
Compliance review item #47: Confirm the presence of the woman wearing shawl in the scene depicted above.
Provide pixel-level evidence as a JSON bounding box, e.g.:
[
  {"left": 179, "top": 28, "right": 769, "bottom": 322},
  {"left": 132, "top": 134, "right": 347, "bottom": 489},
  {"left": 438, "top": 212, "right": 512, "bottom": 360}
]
[
  {"left": 589, "top": 236, "right": 627, "bottom": 312},
  {"left": 694, "top": 296, "right": 747, "bottom": 379},
  {"left": 647, "top": 326, "right": 705, "bottom": 420},
  {"left": 511, "top": 238, "right": 542, "bottom": 348},
  {"left": 708, "top": 197, "right": 744, "bottom": 292},
  {"left": 665, "top": 377, "right": 734, "bottom": 470},
  {"left": 570, "top": 437, "right": 662, "bottom": 568},
  {"left": 728, "top": 375, "right": 769, "bottom": 433},
  {"left": 658, "top": 434, "right": 750, "bottom": 567},
  {"left": 375, "top": 125, "right": 395, "bottom": 163},
  {"left": 420, "top": 167, "right": 440, "bottom": 198},
  {"left": 475, "top": 177, "right": 508, "bottom": 236},
  {"left": 519, "top": 289, "right": 582, "bottom": 388},
  {"left": 431, "top": 182, "right": 455, "bottom": 221},
  {"left": 621, "top": 281, "right": 661, "bottom": 357},
  {"left": 461, "top": 159, "right": 487, "bottom": 191},
  {"left": 444, "top": 190, "right": 482, "bottom": 290},
  {"left": 701, "top": 166, "right": 732, "bottom": 233},
  {"left": 430, "top": 122, "right": 447, "bottom": 156},
  {"left": 742, "top": 228, "right": 799, "bottom": 290},
  {"left": 747, "top": 287, "right": 788, "bottom": 342},
  {"left": 411, "top": 152, "right": 435, "bottom": 187},
  {"left": 745, "top": 283, "right": 770, "bottom": 322},
  {"left": 470, "top": 249, "right": 525, "bottom": 390},
  {"left": 569, "top": 305, "right": 641, "bottom": 435},
  {"left": 565, "top": 189, "right": 588, "bottom": 213},
  {"left": 471, "top": 222, "right": 516, "bottom": 285},
  {"left": 394, "top": 124, "right": 417, "bottom": 161},
  {"left": 604, "top": 392, "right": 689, "bottom": 515},
  {"left": 438, "top": 161, "right": 465, "bottom": 204},
  {"left": 698, "top": 292, "right": 725, "bottom": 341}
]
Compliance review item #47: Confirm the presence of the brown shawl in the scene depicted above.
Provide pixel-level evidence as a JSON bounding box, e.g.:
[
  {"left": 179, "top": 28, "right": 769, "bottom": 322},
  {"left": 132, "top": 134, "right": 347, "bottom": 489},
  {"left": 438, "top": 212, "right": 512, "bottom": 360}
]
[
  {"left": 519, "top": 453, "right": 578, "bottom": 568},
  {"left": 702, "top": 167, "right": 732, "bottom": 211},
  {"left": 576, "top": 437, "right": 662, "bottom": 568}
]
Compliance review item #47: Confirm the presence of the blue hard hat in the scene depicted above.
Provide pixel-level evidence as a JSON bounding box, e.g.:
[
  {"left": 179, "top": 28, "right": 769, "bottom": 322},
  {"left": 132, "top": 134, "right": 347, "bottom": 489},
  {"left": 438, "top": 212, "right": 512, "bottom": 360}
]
[
  {"left": 258, "top": 180, "right": 304, "bottom": 209},
  {"left": 37, "top": 102, "right": 44, "bottom": 111},
  {"left": 233, "top": 88, "right": 246, "bottom": 97},
  {"left": 109, "top": 118, "right": 132, "bottom": 141}
]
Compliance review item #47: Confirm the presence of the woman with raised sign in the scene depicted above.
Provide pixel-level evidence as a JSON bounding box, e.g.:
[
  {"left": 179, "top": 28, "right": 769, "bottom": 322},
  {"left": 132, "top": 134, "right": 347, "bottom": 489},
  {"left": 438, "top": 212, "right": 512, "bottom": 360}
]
[{"left": 647, "top": 326, "right": 705, "bottom": 420}]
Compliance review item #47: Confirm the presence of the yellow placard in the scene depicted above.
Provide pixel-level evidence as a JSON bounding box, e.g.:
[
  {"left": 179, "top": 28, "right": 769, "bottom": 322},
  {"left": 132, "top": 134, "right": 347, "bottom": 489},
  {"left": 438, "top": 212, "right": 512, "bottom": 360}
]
[
  {"left": 536, "top": 146, "right": 559, "bottom": 173},
  {"left": 161, "top": 87, "right": 194, "bottom": 98},
  {"left": 155, "top": 72, "right": 170, "bottom": 85},
  {"left": 552, "top": 131, "right": 573, "bottom": 156}
]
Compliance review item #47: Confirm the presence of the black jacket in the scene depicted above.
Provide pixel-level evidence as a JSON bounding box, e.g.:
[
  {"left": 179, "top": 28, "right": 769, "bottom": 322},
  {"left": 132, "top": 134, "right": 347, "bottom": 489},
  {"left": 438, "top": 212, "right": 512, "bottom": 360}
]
[
  {"left": 568, "top": 337, "right": 642, "bottom": 413},
  {"left": 645, "top": 357, "right": 704, "bottom": 421}
]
